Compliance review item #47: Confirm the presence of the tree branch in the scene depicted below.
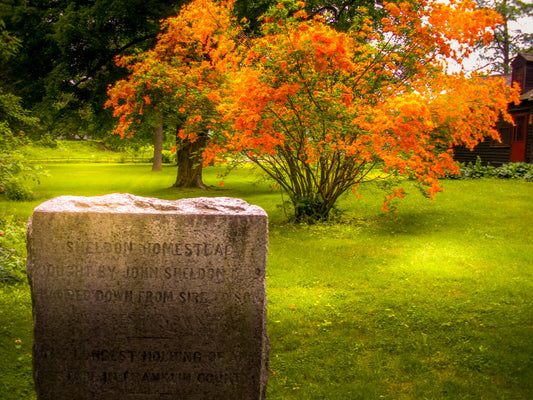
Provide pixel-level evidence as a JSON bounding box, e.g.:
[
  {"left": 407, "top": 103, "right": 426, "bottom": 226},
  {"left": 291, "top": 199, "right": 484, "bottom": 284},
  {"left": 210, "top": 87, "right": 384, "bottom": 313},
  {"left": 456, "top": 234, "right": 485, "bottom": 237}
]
[{"left": 73, "top": 34, "right": 157, "bottom": 87}]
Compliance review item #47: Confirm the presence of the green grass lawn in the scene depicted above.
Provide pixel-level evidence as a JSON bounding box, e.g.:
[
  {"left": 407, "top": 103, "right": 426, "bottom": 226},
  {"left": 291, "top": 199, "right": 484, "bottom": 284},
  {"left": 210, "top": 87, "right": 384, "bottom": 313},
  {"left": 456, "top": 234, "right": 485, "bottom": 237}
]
[
  {"left": 22, "top": 140, "right": 154, "bottom": 163},
  {"left": 1, "top": 157, "right": 532, "bottom": 399}
]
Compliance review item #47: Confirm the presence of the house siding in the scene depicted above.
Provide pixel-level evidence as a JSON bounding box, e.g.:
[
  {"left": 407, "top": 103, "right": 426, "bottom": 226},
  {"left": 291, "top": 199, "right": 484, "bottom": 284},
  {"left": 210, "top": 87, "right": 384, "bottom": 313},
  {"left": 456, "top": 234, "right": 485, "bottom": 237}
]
[
  {"left": 453, "top": 53, "right": 533, "bottom": 166},
  {"left": 526, "top": 65, "right": 533, "bottom": 93},
  {"left": 454, "top": 142, "right": 511, "bottom": 166},
  {"left": 526, "top": 119, "right": 533, "bottom": 164},
  {"left": 453, "top": 112, "right": 532, "bottom": 166}
]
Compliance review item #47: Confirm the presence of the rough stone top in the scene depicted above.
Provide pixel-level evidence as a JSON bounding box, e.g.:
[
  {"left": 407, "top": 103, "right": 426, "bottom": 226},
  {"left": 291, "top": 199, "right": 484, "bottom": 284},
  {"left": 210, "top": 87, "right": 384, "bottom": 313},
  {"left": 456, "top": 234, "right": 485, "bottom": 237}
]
[{"left": 32, "top": 194, "right": 267, "bottom": 216}]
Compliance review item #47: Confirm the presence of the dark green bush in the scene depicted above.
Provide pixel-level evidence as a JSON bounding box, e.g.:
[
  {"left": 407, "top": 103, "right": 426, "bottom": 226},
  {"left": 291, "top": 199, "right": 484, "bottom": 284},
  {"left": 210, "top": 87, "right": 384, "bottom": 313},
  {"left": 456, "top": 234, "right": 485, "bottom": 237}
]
[
  {"left": 161, "top": 150, "right": 176, "bottom": 164},
  {"left": 37, "top": 133, "right": 58, "bottom": 148},
  {"left": 457, "top": 157, "right": 533, "bottom": 181},
  {"left": 0, "top": 216, "right": 27, "bottom": 284},
  {"left": 459, "top": 157, "right": 495, "bottom": 179},
  {"left": 1, "top": 135, "right": 47, "bottom": 201},
  {"left": 494, "top": 162, "right": 533, "bottom": 181},
  {"left": 2, "top": 178, "right": 33, "bottom": 201}
]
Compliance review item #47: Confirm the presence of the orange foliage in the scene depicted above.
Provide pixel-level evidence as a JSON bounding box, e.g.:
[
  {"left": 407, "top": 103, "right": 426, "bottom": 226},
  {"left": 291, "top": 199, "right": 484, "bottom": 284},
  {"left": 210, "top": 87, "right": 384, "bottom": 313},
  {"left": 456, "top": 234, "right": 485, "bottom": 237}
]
[
  {"left": 105, "top": 0, "right": 240, "bottom": 139},
  {"left": 105, "top": 0, "right": 519, "bottom": 220},
  {"left": 202, "top": 0, "right": 518, "bottom": 219}
]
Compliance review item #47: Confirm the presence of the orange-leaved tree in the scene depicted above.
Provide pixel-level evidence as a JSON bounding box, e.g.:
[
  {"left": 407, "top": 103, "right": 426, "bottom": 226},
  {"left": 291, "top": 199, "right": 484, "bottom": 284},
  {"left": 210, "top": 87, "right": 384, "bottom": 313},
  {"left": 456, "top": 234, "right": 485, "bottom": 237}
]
[
  {"left": 106, "top": 0, "right": 240, "bottom": 185},
  {"left": 205, "top": 0, "right": 520, "bottom": 221}
]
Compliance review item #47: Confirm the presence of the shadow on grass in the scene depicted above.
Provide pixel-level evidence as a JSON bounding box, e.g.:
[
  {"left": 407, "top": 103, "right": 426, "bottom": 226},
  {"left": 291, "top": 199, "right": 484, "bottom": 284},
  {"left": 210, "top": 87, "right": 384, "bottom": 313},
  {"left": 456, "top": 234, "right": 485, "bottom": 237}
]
[{"left": 366, "top": 209, "right": 470, "bottom": 238}]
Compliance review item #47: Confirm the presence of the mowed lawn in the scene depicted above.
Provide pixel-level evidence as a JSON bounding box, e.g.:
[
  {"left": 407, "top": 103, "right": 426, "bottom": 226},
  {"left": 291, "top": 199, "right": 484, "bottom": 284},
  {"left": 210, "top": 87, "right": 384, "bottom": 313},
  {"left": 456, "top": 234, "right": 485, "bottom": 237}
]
[{"left": 1, "top": 161, "right": 532, "bottom": 399}]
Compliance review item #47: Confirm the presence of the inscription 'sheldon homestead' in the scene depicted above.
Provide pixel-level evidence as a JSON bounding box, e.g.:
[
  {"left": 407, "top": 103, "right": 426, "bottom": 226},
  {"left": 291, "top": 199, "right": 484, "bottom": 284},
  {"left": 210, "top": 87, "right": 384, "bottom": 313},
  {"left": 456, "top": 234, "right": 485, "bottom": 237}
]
[{"left": 26, "top": 194, "right": 269, "bottom": 400}]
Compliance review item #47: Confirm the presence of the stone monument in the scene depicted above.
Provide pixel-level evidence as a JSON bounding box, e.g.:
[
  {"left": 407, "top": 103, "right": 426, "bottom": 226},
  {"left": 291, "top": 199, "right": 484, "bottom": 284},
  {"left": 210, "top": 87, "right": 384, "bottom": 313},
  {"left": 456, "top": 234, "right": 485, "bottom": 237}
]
[{"left": 27, "top": 194, "right": 269, "bottom": 400}]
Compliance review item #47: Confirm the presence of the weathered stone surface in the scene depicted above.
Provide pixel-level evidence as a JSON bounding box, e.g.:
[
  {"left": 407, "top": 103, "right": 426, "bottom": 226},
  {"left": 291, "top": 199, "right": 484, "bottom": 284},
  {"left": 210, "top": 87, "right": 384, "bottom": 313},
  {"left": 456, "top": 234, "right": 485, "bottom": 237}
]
[{"left": 27, "top": 194, "right": 269, "bottom": 400}]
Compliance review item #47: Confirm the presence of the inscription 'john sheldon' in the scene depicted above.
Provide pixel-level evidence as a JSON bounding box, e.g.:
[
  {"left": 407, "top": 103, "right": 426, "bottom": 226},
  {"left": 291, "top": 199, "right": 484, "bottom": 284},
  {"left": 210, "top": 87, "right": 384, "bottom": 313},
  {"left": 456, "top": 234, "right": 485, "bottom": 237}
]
[
  {"left": 66, "top": 241, "right": 234, "bottom": 258},
  {"left": 40, "top": 264, "right": 229, "bottom": 282}
]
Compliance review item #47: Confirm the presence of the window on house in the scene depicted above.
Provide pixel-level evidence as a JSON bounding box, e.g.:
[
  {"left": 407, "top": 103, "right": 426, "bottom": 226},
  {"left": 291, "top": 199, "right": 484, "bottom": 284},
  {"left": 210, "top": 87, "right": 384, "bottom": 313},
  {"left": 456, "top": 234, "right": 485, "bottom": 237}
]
[
  {"left": 491, "top": 114, "right": 528, "bottom": 147},
  {"left": 513, "top": 66, "right": 525, "bottom": 91},
  {"left": 491, "top": 124, "right": 512, "bottom": 147}
]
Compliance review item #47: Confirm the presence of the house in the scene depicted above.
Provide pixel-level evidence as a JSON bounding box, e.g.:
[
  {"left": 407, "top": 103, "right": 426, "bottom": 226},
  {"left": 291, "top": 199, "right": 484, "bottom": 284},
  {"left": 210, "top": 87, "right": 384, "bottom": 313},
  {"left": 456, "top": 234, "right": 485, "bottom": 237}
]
[{"left": 454, "top": 53, "right": 533, "bottom": 166}]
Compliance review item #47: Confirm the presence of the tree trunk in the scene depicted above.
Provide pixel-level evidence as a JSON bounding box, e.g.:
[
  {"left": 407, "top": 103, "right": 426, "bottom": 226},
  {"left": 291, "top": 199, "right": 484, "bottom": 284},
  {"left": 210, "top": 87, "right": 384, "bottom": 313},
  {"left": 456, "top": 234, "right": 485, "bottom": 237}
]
[
  {"left": 173, "top": 128, "right": 208, "bottom": 189},
  {"left": 152, "top": 111, "right": 163, "bottom": 171}
]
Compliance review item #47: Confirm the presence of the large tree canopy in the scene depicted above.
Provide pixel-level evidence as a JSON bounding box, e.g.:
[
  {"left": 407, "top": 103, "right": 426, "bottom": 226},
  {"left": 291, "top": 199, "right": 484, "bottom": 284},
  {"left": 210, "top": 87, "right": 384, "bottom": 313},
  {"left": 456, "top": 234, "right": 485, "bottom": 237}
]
[
  {"left": 234, "top": 0, "right": 385, "bottom": 33},
  {"left": 0, "top": 20, "right": 43, "bottom": 200},
  {"left": 0, "top": 0, "right": 186, "bottom": 136},
  {"left": 106, "top": 0, "right": 242, "bottom": 185},
  {"left": 105, "top": 0, "right": 386, "bottom": 186},
  {"left": 1, "top": 0, "right": 378, "bottom": 138}
]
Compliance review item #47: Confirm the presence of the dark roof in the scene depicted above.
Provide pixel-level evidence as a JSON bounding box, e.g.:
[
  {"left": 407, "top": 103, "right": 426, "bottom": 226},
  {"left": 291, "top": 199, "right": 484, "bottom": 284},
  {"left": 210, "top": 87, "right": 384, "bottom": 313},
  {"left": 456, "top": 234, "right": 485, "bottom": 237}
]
[
  {"left": 512, "top": 53, "right": 533, "bottom": 67},
  {"left": 520, "top": 89, "right": 533, "bottom": 102}
]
